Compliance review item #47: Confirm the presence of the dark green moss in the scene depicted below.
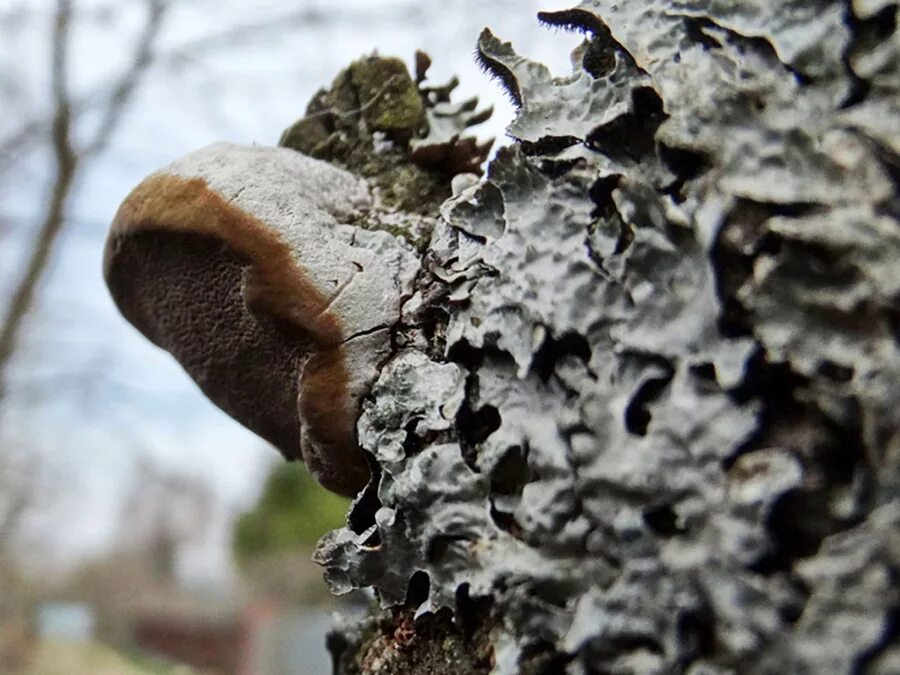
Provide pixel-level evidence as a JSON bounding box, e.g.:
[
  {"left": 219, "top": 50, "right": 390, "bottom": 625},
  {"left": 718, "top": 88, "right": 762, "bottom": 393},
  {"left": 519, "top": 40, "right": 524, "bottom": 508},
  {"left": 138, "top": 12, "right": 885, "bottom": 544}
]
[
  {"left": 278, "top": 54, "right": 484, "bottom": 225},
  {"left": 278, "top": 114, "right": 332, "bottom": 156},
  {"left": 350, "top": 57, "right": 426, "bottom": 137}
]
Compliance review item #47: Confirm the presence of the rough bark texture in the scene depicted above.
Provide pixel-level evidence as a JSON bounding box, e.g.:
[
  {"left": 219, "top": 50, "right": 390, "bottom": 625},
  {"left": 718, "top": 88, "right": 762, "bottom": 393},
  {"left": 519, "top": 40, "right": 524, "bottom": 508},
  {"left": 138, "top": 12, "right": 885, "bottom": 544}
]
[{"left": 309, "top": 2, "right": 900, "bottom": 673}]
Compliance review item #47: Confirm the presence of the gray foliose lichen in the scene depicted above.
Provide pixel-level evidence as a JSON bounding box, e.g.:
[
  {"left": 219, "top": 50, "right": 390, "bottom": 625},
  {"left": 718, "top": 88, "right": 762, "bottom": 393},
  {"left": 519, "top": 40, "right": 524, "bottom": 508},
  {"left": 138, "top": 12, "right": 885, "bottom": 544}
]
[{"left": 315, "top": 2, "right": 900, "bottom": 673}]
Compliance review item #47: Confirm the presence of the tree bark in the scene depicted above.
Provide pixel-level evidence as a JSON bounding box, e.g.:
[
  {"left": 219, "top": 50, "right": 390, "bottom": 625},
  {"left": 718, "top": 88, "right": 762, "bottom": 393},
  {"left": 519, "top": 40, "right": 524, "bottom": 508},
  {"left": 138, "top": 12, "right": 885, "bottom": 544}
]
[{"left": 311, "top": 1, "right": 900, "bottom": 673}]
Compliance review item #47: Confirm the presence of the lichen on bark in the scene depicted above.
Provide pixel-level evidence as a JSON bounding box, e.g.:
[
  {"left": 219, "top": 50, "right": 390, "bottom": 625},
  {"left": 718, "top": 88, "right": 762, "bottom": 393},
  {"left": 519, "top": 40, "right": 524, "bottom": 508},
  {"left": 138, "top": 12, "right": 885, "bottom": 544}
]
[
  {"left": 309, "top": 2, "right": 899, "bottom": 673},
  {"left": 279, "top": 53, "right": 493, "bottom": 252}
]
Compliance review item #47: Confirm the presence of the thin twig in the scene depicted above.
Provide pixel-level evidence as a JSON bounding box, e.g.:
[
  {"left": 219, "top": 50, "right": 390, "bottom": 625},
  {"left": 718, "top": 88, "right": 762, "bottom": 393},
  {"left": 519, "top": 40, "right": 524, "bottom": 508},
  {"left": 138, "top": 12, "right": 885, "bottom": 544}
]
[
  {"left": 0, "top": 0, "right": 77, "bottom": 400},
  {"left": 0, "top": 0, "right": 169, "bottom": 401},
  {"left": 82, "top": 0, "right": 168, "bottom": 157},
  {"left": 0, "top": 1, "right": 294, "bottom": 164}
]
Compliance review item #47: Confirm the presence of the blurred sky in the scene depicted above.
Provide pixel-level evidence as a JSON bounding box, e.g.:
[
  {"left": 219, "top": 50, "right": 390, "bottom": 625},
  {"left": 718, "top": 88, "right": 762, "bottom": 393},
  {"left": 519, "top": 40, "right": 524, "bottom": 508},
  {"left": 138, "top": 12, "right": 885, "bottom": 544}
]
[{"left": 0, "top": 0, "right": 580, "bottom": 584}]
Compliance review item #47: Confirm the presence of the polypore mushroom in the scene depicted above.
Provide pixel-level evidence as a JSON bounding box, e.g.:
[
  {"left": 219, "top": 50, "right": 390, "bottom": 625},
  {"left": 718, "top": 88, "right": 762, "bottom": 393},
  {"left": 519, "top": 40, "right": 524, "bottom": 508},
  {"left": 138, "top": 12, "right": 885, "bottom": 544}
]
[{"left": 104, "top": 142, "right": 418, "bottom": 496}]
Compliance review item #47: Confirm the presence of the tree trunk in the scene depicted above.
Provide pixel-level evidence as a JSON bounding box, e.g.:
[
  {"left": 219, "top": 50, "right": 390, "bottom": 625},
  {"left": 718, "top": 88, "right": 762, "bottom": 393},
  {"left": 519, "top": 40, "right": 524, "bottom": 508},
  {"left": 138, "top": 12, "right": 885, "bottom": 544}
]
[{"left": 312, "top": 1, "right": 900, "bottom": 673}]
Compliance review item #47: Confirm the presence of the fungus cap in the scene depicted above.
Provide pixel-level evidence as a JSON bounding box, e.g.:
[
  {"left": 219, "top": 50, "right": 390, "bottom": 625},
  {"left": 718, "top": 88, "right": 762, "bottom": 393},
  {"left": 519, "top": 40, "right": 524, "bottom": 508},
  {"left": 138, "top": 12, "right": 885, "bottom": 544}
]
[{"left": 104, "top": 142, "right": 416, "bottom": 496}]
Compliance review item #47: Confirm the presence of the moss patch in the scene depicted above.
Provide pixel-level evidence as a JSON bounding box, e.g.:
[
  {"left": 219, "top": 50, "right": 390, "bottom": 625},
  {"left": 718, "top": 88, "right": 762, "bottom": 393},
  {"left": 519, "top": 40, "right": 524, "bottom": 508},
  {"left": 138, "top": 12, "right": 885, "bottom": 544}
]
[
  {"left": 350, "top": 57, "right": 426, "bottom": 137},
  {"left": 279, "top": 55, "right": 449, "bottom": 221}
]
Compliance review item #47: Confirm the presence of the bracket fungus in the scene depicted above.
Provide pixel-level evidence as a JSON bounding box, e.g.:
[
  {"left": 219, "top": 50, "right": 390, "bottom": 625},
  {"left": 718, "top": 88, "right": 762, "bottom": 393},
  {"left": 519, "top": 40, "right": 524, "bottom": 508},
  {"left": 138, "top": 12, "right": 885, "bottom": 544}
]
[{"left": 104, "top": 142, "right": 418, "bottom": 496}]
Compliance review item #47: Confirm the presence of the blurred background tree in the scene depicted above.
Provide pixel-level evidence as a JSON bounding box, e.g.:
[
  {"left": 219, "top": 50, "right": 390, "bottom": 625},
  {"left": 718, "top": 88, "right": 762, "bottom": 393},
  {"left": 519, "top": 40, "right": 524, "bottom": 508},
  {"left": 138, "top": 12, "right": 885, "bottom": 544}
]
[
  {"left": 233, "top": 462, "right": 349, "bottom": 562},
  {"left": 230, "top": 462, "right": 352, "bottom": 610}
]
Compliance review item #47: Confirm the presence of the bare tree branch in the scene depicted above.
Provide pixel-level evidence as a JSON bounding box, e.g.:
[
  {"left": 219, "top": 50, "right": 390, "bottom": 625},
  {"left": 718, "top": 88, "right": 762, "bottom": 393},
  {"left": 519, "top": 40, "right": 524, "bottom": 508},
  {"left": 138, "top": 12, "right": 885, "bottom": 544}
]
[
  {"left": 0, "top": 1, "right": 167, "bottom": 173},
  {"left": 81, "top": 0, "right": 167, "bottom": 158},
  {"left": 0, "top": 0, "right": 169, "bottom": 402},
  {"left": 0, "top": 467, "right": 36, "bottom": 551},
  {"left": 0, "top": 0, "right": 77, "bottom": 401},
  {"left": 0, "top": 2, "right": 305, "bottom": 167}
]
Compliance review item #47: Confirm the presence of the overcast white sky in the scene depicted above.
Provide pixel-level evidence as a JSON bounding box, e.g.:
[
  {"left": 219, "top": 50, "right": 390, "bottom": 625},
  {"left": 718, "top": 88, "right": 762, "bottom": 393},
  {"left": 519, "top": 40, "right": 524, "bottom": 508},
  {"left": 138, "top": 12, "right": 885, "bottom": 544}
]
[{"left": 0, "top": 0, "right": 579, "bottom": 581}]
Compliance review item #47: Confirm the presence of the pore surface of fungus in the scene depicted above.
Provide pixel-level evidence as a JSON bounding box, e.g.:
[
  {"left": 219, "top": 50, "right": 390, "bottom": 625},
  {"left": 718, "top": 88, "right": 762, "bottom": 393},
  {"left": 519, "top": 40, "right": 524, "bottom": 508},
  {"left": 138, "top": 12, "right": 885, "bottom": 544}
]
[{"left": 104, "top": 142, "right": 418, "bottom": 496}]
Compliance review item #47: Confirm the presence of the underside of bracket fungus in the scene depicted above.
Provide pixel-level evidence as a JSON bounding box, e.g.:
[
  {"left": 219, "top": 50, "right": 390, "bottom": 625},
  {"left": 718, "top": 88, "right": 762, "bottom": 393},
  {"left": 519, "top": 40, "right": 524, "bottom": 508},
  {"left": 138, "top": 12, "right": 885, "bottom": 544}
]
[
  {"left": 104, "top": 54, "right": 489, "bottom": 499},
  {"left": 104, "top": 142, "right": 419, "bottom": 496}
]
